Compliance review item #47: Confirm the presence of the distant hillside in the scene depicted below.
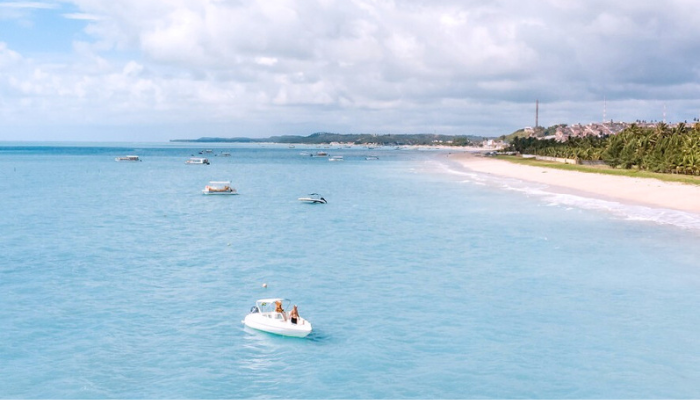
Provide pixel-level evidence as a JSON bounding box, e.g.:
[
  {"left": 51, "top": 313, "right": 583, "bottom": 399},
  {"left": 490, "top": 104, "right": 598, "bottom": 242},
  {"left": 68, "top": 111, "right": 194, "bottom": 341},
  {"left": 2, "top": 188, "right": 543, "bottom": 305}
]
[
  {"left": 172, "top": 132, "right": 487, "bottom": 146},
  {"left": 499, "top": 121, "right": 670, "bottom": 143},
  {"left": 499, "top": 124, "right": 568, "bottom": 142},
  {"left": 499, "top": 129, "right": 531, "bottom": 143}
]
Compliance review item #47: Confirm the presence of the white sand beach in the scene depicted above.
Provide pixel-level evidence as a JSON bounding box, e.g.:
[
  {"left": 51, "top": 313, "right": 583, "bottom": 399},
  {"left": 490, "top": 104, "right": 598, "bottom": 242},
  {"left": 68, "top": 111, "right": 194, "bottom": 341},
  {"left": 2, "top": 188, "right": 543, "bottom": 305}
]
[{"left": 449, "top": 153, "right": 700, "bottom": 214}]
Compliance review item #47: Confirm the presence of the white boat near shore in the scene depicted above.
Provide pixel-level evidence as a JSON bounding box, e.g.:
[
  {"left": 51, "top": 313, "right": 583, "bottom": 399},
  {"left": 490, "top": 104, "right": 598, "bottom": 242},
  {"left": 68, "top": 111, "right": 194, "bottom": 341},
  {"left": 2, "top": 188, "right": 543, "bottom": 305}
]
[
  {"left": 298, "top": 193, "right": 327, "bottom": 204},
  {"left": 202, "top": 181, "right": 237, "bottom": 195},
  {"left": 186, "top": 157, "right": 210, "bottom": 165},
  {"left": 115, "top": 155, "right": 141, "bottom": 162},
  {"left": 243, "top": 298, "right": 312, "bottom": 338}
]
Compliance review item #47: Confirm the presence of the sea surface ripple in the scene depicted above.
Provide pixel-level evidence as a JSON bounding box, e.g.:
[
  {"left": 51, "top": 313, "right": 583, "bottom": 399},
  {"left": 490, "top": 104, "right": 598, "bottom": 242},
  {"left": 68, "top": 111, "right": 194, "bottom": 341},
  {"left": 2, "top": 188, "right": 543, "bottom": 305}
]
[{"left": 1, "top": 144, "right": 700, "bottom": 398}]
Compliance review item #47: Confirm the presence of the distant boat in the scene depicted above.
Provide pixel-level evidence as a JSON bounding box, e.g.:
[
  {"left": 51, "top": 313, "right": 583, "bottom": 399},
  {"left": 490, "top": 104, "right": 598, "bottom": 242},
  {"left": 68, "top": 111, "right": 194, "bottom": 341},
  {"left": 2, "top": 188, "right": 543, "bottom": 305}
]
[
  {"left": 365, "top": 156, "right": 379, "bottom": 160},
  {"left": 202, "top": 181, "right": 237, "bottom": 195},
  {"left": 115, "top": 155, "right": 141, "bottom": 162},
  {"left": 298, "top": 193, "right": 327, "bottom": 204},
  {"left": 220, "top": 152, "right": 231, "bottom": 157},
  {"left": 311, "top": 152, "right": 328, "bottom": 157},
  {"left": 186, "top": 157, "right": 210, "bottom": 165},
  {"left": 328, "top": 155, "right": 344, "bottom": 161}
]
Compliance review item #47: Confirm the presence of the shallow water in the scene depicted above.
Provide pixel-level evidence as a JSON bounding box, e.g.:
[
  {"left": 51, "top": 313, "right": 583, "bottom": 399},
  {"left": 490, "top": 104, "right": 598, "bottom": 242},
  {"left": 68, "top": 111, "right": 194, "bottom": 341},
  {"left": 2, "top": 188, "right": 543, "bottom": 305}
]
[{"left": 1, "top": 143, "right": 699, "bottom": 398}]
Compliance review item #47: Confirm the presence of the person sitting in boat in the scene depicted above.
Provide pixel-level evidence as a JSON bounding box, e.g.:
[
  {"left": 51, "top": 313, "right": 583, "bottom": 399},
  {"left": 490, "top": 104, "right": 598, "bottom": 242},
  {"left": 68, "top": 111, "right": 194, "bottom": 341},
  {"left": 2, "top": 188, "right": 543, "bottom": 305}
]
[
  {"left": 275, "top": 300, "right": 287, "bottom": 321},
  {"left": 289, "top": 305, "right": 299, "bottom": 324},
  {"left": 206, "top": 185, "right": 231, "bottom": 192}
]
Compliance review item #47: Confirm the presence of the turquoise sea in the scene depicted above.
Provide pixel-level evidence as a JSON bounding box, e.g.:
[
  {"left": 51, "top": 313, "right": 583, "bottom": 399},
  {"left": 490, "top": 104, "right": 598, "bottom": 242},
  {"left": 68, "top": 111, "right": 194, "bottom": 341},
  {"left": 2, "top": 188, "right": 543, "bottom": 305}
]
[{"left": 1, "top": 143, "right": 700, "bottom": 398}]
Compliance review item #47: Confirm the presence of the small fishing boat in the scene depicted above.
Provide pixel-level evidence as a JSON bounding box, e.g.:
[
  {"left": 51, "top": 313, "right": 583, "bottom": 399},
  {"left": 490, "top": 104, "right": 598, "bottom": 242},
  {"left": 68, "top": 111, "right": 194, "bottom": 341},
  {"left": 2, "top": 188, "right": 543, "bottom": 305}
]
[
  {"left": 298, "top": 193, "right": 327, "bottom": 204},
  {"left": 202, "top": 181, "right": 237, "bottom": 195},
  {"left": 311, "top": 151, "right": 328, "bottom": 157},
  {"left": 243, "top": 298, "right": 312, "bottom": 338},
  {"left": 186, "top": 157, "right": 210, "bottom": 165},
  {"left": 115, "top": 155, "right": 141, "bottom": 162}
]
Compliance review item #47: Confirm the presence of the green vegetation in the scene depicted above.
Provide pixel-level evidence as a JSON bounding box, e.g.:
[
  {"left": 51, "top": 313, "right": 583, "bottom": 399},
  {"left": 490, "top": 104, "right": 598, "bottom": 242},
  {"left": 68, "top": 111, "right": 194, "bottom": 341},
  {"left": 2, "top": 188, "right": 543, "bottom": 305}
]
[
  {"left": 498, "top": 128, "right": 531, "bottom": 143},
  {"left": 498, "top": 124, "right": 568, "bottom": 142},
  {"left": 172, "top": 132, "right": 486, "bottom": 146},
  {"left": 507, "top": 123, "right": 700, "bottom": 176}
]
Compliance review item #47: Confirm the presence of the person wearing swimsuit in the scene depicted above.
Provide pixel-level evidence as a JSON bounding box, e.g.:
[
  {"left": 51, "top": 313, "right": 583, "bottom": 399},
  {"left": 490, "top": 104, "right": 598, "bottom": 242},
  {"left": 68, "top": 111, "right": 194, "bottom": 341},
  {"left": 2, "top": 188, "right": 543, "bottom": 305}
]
[
  {"left": 275, "top": 300, "right": 287, "bottom": 321},
  {"left": 289, "top": 305, "right": 299, "bottom": 324}
]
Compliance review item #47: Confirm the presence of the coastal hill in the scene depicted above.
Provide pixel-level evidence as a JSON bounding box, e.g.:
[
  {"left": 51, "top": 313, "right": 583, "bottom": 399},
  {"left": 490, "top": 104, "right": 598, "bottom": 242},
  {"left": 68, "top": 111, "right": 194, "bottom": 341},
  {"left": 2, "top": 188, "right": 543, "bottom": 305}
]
[
  {"left": 171, "top": 132, "right": 486, "bottom": 146},
  {"left": 500, "top": 120, "right": 694, "bottom": 143},
  {"left": 505, "top": 121, "right": 700, "bottom": 176}
]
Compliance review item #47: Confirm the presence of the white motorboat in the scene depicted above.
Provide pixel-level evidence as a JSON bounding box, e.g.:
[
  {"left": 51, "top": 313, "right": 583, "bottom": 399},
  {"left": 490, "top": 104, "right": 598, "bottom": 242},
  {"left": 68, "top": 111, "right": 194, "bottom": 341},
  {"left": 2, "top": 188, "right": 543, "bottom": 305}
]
[
  {"left": 115, "top": 155, "right": 141, "bottom": 162},
  {"left": 243, "top": 298, "right": 312, "bottom": 338},
  {"left": 186, "top": 157, "right": 210, "bottom": 165},
  {"left": 328, "top": 155, "right": 344, "bottom": 161},
  {"left": 298, "top": 193, "right": 327, "bottom": 204},
  {"left": 202, "top": 181, "right": 237, "bottom": 195}
]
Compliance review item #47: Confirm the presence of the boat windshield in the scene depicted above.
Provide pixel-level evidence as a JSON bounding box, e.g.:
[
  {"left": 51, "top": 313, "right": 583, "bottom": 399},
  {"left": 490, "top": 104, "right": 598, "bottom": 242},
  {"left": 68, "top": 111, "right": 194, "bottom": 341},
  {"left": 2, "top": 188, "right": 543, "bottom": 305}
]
[
  {"left": 208, "top": 181, "right": 231, "bottom": 188},
  {"left": 256, "top": 298, "right": 291, "bottom": 313}
]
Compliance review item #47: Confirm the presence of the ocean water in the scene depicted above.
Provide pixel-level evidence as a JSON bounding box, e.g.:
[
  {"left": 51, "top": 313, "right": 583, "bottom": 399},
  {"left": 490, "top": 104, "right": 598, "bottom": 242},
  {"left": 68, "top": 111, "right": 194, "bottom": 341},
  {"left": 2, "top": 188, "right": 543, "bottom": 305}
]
[{"left": 1, "top": 143, "right": 700, "bottom": 399}]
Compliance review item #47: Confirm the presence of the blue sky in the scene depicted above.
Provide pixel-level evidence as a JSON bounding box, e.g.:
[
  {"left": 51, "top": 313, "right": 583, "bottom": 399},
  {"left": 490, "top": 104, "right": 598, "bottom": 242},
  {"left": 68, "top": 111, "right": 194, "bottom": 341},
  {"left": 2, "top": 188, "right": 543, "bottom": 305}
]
[{"left": 1, "top": 0, "right": 700, "bottom": 142}]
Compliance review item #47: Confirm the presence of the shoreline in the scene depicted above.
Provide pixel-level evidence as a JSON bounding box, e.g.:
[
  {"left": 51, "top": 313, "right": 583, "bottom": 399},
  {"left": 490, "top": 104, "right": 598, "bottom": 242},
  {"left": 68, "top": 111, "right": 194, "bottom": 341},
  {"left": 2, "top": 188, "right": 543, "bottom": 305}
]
[{"left": 447, "top": 152, "right": 700, "bottom": 215}]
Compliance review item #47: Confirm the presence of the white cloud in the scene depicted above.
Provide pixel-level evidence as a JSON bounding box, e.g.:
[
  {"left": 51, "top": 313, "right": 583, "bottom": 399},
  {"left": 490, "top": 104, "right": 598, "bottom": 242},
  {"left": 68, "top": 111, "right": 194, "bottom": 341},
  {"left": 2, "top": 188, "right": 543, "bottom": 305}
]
[
  {"left": 0, "top": 42, "right": 23, "bottom": 66},
  {"left": 2, "top": 0, "right": 700, "bottom": 140},
  {"left": 62, "top": 12, "right": 102, "bottom": 21},
  {"left": 0, "top": 1, "right": 58, "bottom": 9}
]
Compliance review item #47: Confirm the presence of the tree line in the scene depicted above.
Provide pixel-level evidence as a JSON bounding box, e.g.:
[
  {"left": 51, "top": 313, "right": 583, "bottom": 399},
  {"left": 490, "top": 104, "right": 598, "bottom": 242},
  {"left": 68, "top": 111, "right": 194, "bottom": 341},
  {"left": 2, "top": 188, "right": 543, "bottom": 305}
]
[
  {"left": 174, "top": 132, "right": 484, "bottom": 146},
  {"left": 507, "top": 123, "right": 700, "bottom": 175}
]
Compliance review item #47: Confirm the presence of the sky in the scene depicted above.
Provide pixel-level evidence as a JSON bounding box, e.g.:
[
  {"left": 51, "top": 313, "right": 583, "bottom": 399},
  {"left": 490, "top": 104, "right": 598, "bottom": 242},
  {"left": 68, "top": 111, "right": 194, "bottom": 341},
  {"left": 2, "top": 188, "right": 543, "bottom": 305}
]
[{"left": 1, "top": 0, "right": 700, "bottom": 142}]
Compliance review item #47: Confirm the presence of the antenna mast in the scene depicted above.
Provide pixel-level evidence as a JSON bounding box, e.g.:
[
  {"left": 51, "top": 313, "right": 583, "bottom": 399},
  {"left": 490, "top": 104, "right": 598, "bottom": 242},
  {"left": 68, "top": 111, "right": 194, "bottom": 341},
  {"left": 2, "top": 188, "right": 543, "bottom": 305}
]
[
  {"left": 603, "top": 96, "right": 606, "bottom": 124},
  {"left": 663, "top": 104, "right": 667, "bottom": 124}
]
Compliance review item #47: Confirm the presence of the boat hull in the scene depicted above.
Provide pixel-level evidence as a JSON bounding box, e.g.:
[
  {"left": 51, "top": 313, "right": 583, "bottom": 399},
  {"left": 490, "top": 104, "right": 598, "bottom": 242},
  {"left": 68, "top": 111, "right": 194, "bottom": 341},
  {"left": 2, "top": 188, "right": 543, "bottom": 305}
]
[
  {"left": 243, "top": 313, "right": 312, "bottom": 338},
  {"left": 298, "top": 198, "right": 326, "bottom": 204},
  {"left": 203, "top": 190, "right": 238, "bottom": 195}
]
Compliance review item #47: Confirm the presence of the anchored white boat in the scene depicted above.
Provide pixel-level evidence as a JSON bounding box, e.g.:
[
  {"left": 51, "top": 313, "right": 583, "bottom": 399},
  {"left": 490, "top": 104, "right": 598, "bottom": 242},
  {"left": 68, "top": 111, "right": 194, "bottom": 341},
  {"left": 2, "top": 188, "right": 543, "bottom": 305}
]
[
  {"left": 298, "top": 193, "right": 327, "bottom": 204},
  {"left": 328, "top": 155, "right": 344, "bottom": 161},
  {"left": 115, "top": 155, "right": 141, "bottom": 162},
  {"left": 202, "top": 181, "right": 237, "bottom": 195},
  {"left": 186, "top": 157, "right": 210, "bottom": 165},
  {"left": 243, "top": 298, "right": 312, "bottom": 338}
]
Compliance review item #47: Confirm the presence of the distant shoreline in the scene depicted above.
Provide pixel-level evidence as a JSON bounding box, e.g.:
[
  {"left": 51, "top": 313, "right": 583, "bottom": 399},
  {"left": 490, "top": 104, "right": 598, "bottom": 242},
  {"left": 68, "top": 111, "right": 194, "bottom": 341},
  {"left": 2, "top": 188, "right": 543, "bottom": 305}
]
[
  {"left": 448, "top": 152, "right": 700, "bottom": 215},
  {"left": 170, "top": 132, "right": 489, "bottom": 147}
]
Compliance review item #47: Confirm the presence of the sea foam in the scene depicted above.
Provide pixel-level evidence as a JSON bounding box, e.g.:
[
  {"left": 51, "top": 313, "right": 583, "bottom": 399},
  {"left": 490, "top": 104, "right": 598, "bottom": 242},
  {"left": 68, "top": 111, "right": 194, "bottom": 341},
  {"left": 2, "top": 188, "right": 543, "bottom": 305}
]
[{"left": 432, "top": 160, "right": 700, "bottom": 232}]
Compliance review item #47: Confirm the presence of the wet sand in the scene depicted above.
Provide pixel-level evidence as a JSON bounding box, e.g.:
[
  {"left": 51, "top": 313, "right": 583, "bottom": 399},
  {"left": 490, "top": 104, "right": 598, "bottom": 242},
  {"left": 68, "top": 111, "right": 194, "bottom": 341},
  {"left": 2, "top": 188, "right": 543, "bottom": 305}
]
[{"left": 448, "top": 153, "right": 700, "bottom": 214}]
